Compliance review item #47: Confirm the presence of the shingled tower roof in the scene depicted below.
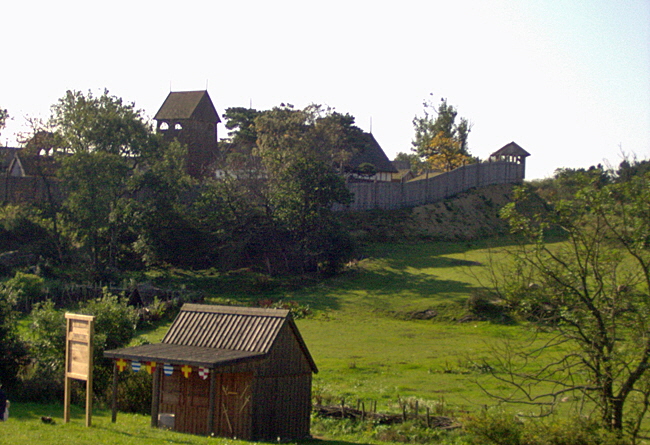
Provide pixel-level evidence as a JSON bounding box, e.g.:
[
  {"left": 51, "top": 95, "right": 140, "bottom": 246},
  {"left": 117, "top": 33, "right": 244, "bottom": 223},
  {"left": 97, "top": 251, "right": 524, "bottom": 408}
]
[{"left": 154, "top": 91, "right": 221, "bottom": 123}]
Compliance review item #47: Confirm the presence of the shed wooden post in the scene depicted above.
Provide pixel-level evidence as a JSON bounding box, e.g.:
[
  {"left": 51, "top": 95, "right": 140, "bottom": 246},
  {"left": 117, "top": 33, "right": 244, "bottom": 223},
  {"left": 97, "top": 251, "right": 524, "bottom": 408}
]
[
  {"left": 207, "top": 368, "right": 217, "bottom": 435},
  {"left": 151, "top": 366, "right": 161, "bottom": 428},
  {"left": 63, "top": 372, "right": 71, "bottom": 423},
  {"left": 111, "top": 361, "right": 118, "bottom": 423}
]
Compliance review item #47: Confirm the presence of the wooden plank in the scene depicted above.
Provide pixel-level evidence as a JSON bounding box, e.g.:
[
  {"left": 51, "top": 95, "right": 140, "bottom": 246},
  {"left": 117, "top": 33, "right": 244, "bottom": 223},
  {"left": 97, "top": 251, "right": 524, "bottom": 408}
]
[
  {"left": 207, "top": 369, "right": 216, "bottom": 435},
  {"left": 151, "top": 366, "right": 161, "bottom": 428},
  {"left": 111, "top": 362, "right": 118, "bottom": 423}
]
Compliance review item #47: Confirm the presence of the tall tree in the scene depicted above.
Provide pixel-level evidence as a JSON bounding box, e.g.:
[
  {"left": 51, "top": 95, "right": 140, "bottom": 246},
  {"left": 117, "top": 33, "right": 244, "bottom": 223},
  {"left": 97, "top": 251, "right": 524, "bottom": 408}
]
[
  {"left": 50, "top": 89, "right": 154, "bottom": 156},
  {"left": 49, "top": 90, "right": 159, "bottom": 275},
  {"left": 0, "top": 107, "right": 7, "bottom": 138},
  {"left": 206, "top": 104, "right": 355, "bottom": 275},
  {"left": 483, "top": 168, "right": 650, "bottom": 439},
  {"left": 412, "top": 96, "right": 472, "bottom": 171}
]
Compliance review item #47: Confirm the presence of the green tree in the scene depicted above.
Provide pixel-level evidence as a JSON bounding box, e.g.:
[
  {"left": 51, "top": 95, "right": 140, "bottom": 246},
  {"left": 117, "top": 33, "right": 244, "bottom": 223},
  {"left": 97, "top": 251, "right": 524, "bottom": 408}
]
[
  {"left": 0, "top": 107, "right": 8, "bottom": 138},
  {"left": 50, "top": 89, "right": 154, "bottom": 156},
  {"left": 202, "top": 104, "right": 355, "bottom": 275},
  {"left": 0, "top": 285, "right": 29, "bottom": 387},
  {"left": 221, "top": 107, "right": 262, "bottom": 152},
  {"left": 394, "top": 151, "right": 427, "bottom": 175},
  {"left": 130, "top": 140, "right": 212, "bottom": 268},
  {"left": 484, "top": 168, "right": 650, "bottom": 439},
  {"left": 412, "top": 96, "right": 472, "bottom": 171},
  {"left": 48, "top": 89, "right": 160, "bottom": 275},
  {"left": 27, "top": 293, "right": 138, "bottom": 401},
  {"left": 58, "top": 151, "right": 131, "bottom": 272}
]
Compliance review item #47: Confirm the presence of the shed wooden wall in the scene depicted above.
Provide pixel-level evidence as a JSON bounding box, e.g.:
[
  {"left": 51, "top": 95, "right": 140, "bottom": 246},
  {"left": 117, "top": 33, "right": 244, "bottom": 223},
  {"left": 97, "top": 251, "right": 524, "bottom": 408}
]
[
  {"left": 252, "top": 373, "right": 312, "bottom": 440},
  {"left": 251, "top": 323, "right": 314, "bottom": 440},
  {"left": 159, "top": 369, "right": 253, "bottom": 438},
  {"left": 157, "top": 322, "right": 314, "bottom": 440}
]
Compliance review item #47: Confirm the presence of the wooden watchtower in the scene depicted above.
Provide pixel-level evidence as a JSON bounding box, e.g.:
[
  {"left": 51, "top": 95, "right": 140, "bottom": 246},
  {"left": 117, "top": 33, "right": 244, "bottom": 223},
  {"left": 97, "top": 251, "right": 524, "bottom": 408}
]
[
  {"left": 154, "top": 91, "right": 221, "bottom": 179},
  {"left": 489, "top": 141, "right": 530, "bottom": 166}
]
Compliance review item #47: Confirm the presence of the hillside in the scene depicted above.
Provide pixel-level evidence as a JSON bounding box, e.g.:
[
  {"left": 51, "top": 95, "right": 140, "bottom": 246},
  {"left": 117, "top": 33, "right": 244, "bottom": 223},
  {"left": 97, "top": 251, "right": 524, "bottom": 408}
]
[{"left": 343, "top": 183, "right": 520, "bottom": 243}]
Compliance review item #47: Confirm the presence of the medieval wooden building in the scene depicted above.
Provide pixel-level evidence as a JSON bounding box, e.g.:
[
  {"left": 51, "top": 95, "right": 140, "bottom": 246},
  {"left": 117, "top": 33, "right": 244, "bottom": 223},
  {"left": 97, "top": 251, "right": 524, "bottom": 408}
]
[
  {"left": 104, "top": 304, "right": 317, "bottom": 440},
  {"left": 154, "top": 91, "right": 221, "bottom": 179},
  {"left": 347, "top": 133, "right": 398, "bottom": 182},
  {"left": 488, "top": 141, "right": 531, "bottom": 166}
]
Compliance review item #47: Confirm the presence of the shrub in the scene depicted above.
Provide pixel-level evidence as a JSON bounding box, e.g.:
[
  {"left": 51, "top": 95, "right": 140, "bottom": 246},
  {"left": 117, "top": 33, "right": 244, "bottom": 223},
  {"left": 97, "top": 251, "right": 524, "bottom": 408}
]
[
  {"left": 5, "top": 271, "right": 45, "bottom": 312},
  {"left": 464, "top": 409, "right": 523, "bottom": 445},
  {"left": 0, "top": 285, "right": 29, "bottom": 388},
  {"left": 465, "top": 410, "right": 629, "bottom": 445},
  {"left": 465, "top": 289, "right": 511, "bottom": 323},
  {"left": 22, "top": 291, "right": 139, "bottom": 403}
]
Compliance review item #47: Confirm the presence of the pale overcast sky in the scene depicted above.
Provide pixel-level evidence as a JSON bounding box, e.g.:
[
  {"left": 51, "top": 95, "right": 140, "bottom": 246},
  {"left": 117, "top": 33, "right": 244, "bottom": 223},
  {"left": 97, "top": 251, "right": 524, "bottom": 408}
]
[{"left": 2, "top": 0, "right": 649, "bottom": 179}]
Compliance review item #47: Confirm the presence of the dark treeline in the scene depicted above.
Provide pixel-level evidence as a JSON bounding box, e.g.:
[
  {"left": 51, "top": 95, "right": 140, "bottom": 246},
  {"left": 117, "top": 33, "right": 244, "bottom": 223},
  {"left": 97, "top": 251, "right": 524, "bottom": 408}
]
[{"left": 0, "top": 92, "right": 383, "bottom": 283}]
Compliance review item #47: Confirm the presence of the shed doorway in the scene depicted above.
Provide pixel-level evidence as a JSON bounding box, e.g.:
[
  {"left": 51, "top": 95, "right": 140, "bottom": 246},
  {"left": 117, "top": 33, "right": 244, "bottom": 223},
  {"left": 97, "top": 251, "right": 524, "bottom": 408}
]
[{"left": 160, "top": 370, "right": 253, "bottom": 438}]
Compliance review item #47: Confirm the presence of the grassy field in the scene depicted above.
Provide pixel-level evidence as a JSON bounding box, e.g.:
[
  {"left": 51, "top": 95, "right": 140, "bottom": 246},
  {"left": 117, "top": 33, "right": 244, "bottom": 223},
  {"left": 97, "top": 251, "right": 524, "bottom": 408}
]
[
  {"left": 7, "top": 238, "right": 568, "bottom": 444},
  {"left": 137, "top": 238, "right": 556, "bottom": 412}
]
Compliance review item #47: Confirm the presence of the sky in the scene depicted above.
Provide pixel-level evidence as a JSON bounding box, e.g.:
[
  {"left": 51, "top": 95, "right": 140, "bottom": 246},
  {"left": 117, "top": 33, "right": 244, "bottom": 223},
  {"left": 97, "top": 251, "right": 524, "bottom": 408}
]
[{"left": 1, "top": 0, "right": 649, "bottom": 180}]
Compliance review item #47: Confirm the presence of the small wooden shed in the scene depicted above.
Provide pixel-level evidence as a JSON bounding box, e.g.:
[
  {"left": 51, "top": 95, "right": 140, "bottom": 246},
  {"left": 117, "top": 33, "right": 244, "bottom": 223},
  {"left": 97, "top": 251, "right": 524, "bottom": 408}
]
[{"left": 104, "top": 304, "right": 318, "bottom": 440}]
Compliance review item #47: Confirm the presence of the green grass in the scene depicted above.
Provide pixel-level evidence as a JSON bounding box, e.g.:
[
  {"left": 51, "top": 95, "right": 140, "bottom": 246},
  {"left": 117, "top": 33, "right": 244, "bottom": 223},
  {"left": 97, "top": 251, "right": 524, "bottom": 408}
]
[
  {"left": 11, "top": 238, "right": 572, "bottom": 443},
  {"left": 138, "top": 238, "right": 553, "bottom": 412}
]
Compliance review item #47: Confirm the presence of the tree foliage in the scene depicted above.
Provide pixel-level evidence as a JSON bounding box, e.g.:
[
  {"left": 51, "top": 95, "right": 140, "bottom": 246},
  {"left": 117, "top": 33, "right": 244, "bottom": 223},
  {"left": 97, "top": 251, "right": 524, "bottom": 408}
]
[
  {"left": 49, "top": 89, "right": 155, "bottom": 156},
  {"left": 412, "top": 96, "right": 472, "bottom": 171},
  {"left": 205, "top": 104, "right": 357, "bottom": 275},
  {"left": 485, "top": 164, "right": 650, "bottom": 439},
  {"left": 10, "top": 92, "right": 359, "bottom": 278},
  {"left": 0, "top": 107, "right": 8, "bottom": 137},
  {"left": 0, "top": 285, "right": 29, "bottom": 387},
  {"left": 27, "top": 292, "right": 138, "bottom": 401}
]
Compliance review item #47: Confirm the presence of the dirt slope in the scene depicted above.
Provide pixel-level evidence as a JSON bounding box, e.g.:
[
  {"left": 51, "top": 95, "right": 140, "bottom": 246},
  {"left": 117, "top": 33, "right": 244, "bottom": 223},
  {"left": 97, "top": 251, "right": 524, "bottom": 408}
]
[{"left": 343, "top": 183, "right": 519, "bottom": 242}]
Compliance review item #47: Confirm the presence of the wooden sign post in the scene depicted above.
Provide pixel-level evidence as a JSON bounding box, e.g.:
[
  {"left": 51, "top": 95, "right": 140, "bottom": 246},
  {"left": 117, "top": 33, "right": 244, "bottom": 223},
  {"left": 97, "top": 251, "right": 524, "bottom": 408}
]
[{"left": 64, "top": 313, "right": 95, "bottom": 427}]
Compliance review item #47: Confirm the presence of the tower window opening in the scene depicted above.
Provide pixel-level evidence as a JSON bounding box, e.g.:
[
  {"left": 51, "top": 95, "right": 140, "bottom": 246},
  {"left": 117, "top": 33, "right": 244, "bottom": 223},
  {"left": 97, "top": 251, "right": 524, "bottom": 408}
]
[
  {"left": 175, "top": 123, "right": 183, "bottom": 130},
  {"left": 159, "top": 122, "right": 169, "bottom": 131}
]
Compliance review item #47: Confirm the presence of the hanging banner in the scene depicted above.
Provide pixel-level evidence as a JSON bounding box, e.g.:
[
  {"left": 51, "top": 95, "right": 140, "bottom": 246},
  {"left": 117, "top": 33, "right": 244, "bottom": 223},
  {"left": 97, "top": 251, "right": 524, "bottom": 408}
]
[
  {"left": 198, "top": 367, "right": 209, "bottom": 380},
  {"left": 116, "top": 358, "right": 128, "bottom": 372},
  {"left": 181, "top": 365, "right": 192, "bottom": 378},
  {"left": 163, "top": 364, "right": 174, "bottom": 376},
  {"left": 146, "top": 361, "right": 157, "bottom": 374}
]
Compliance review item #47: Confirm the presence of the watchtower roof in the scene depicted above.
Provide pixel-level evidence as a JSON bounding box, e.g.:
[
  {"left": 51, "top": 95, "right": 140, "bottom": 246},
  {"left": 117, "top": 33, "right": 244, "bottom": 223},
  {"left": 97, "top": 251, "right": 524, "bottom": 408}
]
[
  {"left": 490, "top": 141, "right": 530, "bottom": 158},
  {"left": 154, "top": 91, "right": 221, "bottom": 123}
]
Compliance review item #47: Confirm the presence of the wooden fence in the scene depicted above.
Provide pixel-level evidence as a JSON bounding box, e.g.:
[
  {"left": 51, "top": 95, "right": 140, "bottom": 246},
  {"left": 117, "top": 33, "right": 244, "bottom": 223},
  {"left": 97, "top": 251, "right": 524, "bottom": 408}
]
[
  {"left": 1, "top": 160, "right": 525, "bottom": 212},
  {"left": 339, "top": 160, "right": 525, "bottom": 211}
]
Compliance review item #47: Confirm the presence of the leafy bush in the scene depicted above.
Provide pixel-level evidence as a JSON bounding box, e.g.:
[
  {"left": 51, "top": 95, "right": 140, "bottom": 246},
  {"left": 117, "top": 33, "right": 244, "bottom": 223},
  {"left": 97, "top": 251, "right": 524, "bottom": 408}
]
[
  {"left": 464, "top": 409, "right": 628, "bottom": 445},
  {"left": 464, "top": 409, "right": 523, "bottom": 445},
  {"left": 5, "top": 271, "right": 45, "bottom": 312},
  {"left": 22, "top": 291, "right": 138, "bottom": 403},
  {"left": 110, "top": 368, "right": 152, "bottom": 414},
  {"left": 0, "top": 285, "right": 29, "bottom": 388},
  {"left": 465, "top": 289, "right": 511, "bottom": 323}
]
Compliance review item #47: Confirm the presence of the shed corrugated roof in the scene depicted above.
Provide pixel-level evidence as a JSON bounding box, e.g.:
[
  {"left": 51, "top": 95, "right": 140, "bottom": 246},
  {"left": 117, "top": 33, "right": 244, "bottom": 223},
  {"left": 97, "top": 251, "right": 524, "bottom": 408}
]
[
  {"left": 154, "top": 91, "right": 221, "bottom": 123},
  {"left": 490, "top": 142, "right": 530, "bottom": 158},
  {"left": 162, "top": 304, "right": 288, "bottom": 353},
  {"left": 104, "top": 304, "right": 317, "bottom": 372}
]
